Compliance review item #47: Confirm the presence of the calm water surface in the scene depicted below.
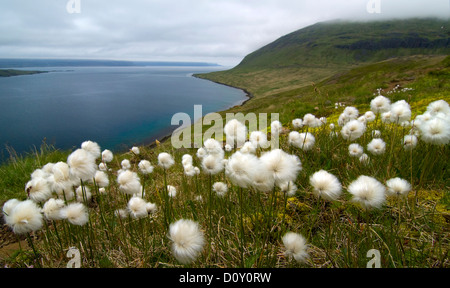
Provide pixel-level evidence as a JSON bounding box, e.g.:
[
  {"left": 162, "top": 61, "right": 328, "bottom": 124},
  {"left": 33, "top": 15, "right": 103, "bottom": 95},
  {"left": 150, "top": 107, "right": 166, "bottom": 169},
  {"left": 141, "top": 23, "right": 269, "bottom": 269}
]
[{"left": 0, "top": 66, "right": 247, "bottom": 160}]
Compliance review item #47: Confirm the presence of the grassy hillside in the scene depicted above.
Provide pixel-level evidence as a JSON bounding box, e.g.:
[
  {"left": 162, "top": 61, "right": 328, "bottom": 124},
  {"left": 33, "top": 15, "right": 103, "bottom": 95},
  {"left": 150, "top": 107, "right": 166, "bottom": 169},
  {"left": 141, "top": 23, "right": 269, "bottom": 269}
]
[{"left": 195, "top": 18, "right": 449, "bottom": 100}]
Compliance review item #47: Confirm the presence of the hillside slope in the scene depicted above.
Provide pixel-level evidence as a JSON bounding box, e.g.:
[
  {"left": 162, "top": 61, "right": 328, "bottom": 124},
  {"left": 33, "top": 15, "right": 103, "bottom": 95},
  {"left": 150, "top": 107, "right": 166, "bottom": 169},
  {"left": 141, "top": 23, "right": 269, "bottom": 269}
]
[{"left": 196, "top": 18, "right": 449, "bottom": 100}]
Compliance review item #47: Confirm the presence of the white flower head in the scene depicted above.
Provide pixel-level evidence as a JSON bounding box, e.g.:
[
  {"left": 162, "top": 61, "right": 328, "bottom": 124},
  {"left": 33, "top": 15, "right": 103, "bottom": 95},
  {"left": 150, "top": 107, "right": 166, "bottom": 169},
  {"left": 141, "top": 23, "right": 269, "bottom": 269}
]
[
  {"left": 158, "top": 152, "right": 175, "bottom": 169},
  {"left": 419, "top": 115, "right": 450, "bottom": 145},
  {"left": 386, "top": 178, "right": 411, "bottom": 198},
  {"left": 367, "top": 138, "right": 386, "bottom": 155},
  {"left": 61, "top": 203, "right": 89, "bottom": 226},
  {"left": 259, "top": 149, "right": 302, "bottom": 185},
  {"left": 427, "top": 100, "right": 450, "bottom": 116},
  {"left": 167, "top": 185, "right": 177, "bottom": 198},
  {"left": 292, "top": 118, "right": 303, "bottom": 129},
  {"left": 101, "top": 149, "right": 114, "bottom": 163},
  {"left": 212, "top": 182, "right": 228, "bottom": 197},
  {"left": 271, "top": 120, "right": 283, "bottom": 135},
  {"left": 131, "top": 146, "right": 140, "bottom": 155},
  {"left": 282, "top": 232, "right": 309, "bottom": 263},
  {"left": 138, "top": 160, "right": 154, "bottom": 174},
  {"left": 25, "top": 177, "right": 52, "bottom": 203},
  {"left": 117, "top": 170, "right": 142, "bottom": 196},
  {"left": 94, "top": 170, "right": 109, "bottom": 188},
  {"left": 42, "top": 198, "right": 65, "bottom": 221},
  {"left": 348, "top": 175, "right": 386, "bottom": 210},
  {"left": 309, "top": 170, "right": 342, "bottom": 201},
  {"left": 279, "top": 181, "right": 298, "bottom": 197},
  {"left": 127, "top": 196, "right": 148, "bottom": 219},
  {"left": 341, "top": 120, "right": 366, "bottom": 141},
  {"left": 403, "top": 134, "right": 418, "bottom": 150},
  {"left": 249, "top": 131, "right": 268, "bottom": 149},
  {"left": 343, "top": 106, "right": 359, "bottom": 120},
  {"left": 390, "top": 100, "right": 411, "bottom": 123},
  {"left": 201, "top": 154, "right": 224, "bottom": 175},
  {"left": 81, "top": 140, "right": 101, "bottom": 159},
  {"left": 121, "top": 159, "right": 131, "bottom": 170},
  {"left": 225, "top": 151, "right": 260, "bottom": 188},
  {"left": 224, "top": 119, "right": 247, "bottom": 148},
  {"left": 5, "top": 200, "right": 43, "bottom": 234},
  {"left": 67, "top": 148, "right": 97, "bottom": 182},
  {"left": 370, "top": 95, "right": 391, "bottom": 114},
  {"left": 169, "top": 219, "right": 205, "bottom": 265},
  {"left": 348, "top": 143, "right": 364, "bottom": 158}
]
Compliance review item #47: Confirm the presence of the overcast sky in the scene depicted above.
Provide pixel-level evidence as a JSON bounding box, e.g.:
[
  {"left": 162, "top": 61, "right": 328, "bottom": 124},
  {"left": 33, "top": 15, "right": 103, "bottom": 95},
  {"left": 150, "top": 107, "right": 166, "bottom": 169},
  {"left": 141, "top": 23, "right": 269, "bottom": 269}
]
[{"left": 0, "top": 0, "right": 448, "bottom": 66}]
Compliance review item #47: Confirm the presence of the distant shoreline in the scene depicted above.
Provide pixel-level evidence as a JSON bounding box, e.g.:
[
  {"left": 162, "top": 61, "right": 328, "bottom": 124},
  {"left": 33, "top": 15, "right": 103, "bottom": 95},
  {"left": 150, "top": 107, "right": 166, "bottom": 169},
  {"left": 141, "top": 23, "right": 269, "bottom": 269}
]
[
  {"left": 135, "top": 73, "right": 253, "bottom": 150},
  {"left": 0, "top": 69, "right": 48, "bottom": 77}
]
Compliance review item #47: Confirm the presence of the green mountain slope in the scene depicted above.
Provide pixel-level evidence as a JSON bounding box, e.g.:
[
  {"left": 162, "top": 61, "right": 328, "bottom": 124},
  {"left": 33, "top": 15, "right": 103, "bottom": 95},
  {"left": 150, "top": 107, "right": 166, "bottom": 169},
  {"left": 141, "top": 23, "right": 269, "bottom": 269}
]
[
  {"left": 196, "top": 18, "right": 450, "bottom": 100},
  {"left": 238, "top": 18, "right": 449, "bottom": 69}
]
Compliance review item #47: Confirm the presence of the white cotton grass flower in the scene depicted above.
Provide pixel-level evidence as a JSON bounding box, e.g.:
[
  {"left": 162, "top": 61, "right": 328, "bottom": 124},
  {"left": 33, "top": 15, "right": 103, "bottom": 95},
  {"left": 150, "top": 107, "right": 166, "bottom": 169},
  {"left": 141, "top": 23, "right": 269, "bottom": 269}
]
[
  {"left": 81, "top": 140, "right": 101, "bottom": 159},
  {"left": 341, "top": 119, "right": 366, "bottom": 141},
  {"left": 101, "top": 149, "right": 114, "bottom": 163},
  {"left": 224, "top": 119, "right": 247, "bottom": 148},
  {"left": 169, "top": 219, "right": 205, "bottom": 265},
  {"left": 418, "top": 115, "right": 450, "bottom": 145},
  {"left": 239, "top": 141, "right": 256, "bottom": 154},
  {"left": 138, "top": 160, "right": 154, "bottom": 174},
  {"left": 67, "top": 148, "right": 97, "bottom": 182},
  {"left": 329, "top": 123, "right": 335, "bottom": 130},
  {"left": 203, "top": 138, "right": 224, "bottom": 156},
  {"left": 224, "top": 144, "right": 233, "bottom": 152},
  {"left": 225, "top": 151, "right": 260, "bottom": 188},
  {"left": 279, "top": 181, "right": 298, "bottom": 197},
  {"left": 289, "top": 132, "right": 315, "bottom": 151},
  {"left": 282, "top": 232, "right": 309, "bottom": 264},
  {"left": 359, "top": 153, "right": 370, "bottom": 165},
  {"left": 60, "top": 202, "right": 89, "bottom": 226},
  {"left": 348, "top": 143, "right": 364, "bottom": 158},
  {"left": 127, "top": 196, "right": 148, "bottom": 219},
  {"left": 42, "top": 198, "right": 65, "bottom": 221},
  {"left": 98, "top": 162, "right": 108, "bottom": 171},
  {"left": 390, "top": 100, "right": 411, "bottom": 123},
  {"left": 372, "top": 130, "right": 381, "bottom": 138},
  {"left": 121, "top": 159, "right": 131, "bottom": 170},
  {"left": 403, "top": 134, "right": 418, "bottom": 150},
  {"left": 181, "top": 154, "right": 193, "bottom": 167},
  {"left": 370, "top": 95, "right": 391, "bottom": 114},
  {"left": 292, "top": 118, "right": 303, "bottom": 129},
  {"left": 367, "top": 138, "right": 386, "bottom": 155},
  {"left": 5, "top": 200, "right": 43, "bottom": 234},
  {"left": 303, "top": 114, "right": 319, "bottom": 128},
  {"left": 76, "top": 186, "right": 92, "bottom": 202},
  {"left": 201, "top": 154, "right": 224, "bottom": 175},
  {"left": 364, "top": 111, "right": 376, "bottom": 122},
  {"left": 158, "top": 152, "right": 175, "bottom": 169},
  {"left": 259, "top": 149, "right": 302, "bottom": 186},
  {"left": 25, "top": 177, "right": 52, "bottom": 203},
  {"left": 249, "top": 131, "right": 269, "bottom": 149},
  {"left": 309, "top": 170, "right": 342, "bottom": 202},
  {"left": 183, "top": 165, "right": 197, "bottom": 177},
  {"left": 94, "top": 170, "right": 109, "bottom": 188},
  {"left": 51, "top": 162, "right": 71, "bottom": 187},
  {"left": 167, "top": 185, "right": 177, "bottom": 198},
  {"left": 270, "top": 120, "right": 283, "bottom": 136},
  {"left": 426, "top": 100, "right": 450, "bottom": 116},
  {"left": 381, "top": 111, "right": 392, "bottom": 123},
  {"left": 386, "top": 178, "right": 411, "bottom": 198},
  {"left": 343, "top": 106, "right": 359, "bottom": 120},
  {"left": 117, "top": 170, "right": 142, "bottom": 196},
  {"left": 348, "top": 175, "right": 386, "bottom": 210},
  {"left": 131, "top": 146, "right": 140, "bottom": 155},
  {"left": 212, "top": 182, "right": 228, "bottom": 197}
]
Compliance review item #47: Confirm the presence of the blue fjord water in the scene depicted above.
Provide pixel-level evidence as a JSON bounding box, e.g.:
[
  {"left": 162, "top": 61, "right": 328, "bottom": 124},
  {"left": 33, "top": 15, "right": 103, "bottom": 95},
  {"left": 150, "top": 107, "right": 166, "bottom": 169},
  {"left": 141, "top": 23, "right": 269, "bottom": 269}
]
[{"left": 0, "top": 66, "right": 247, "bottom": 160}]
